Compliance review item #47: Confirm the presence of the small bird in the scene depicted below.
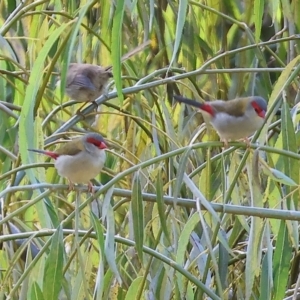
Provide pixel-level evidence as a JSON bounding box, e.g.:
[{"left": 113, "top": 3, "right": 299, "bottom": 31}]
[
  {"left": 65, "top": 63, "right": 113, "bottom": 113},
  {"left": 28, "top": 133, "right": 107, "bottom": 192},
  {"left": 63, "top": 41, "right": 152, "bottom": 115},
  {"left": 174, "top": 95, "right": 268, "bottom": 147}
]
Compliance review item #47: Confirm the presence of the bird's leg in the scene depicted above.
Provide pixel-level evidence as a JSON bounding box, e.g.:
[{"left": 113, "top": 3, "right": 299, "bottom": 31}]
[
  {"left": 68, "top": 180, "right": 75, "bottom": 191},
  {"left": 90, "top": 105, "right": 102, "bottom": 128},
  {"left": 91, "top": 100, "right": 98, "bottom": 110},
  {"left": 76, "top": 102, "right": 88, "bottom": 116},
  {"left": 87, "top": 181, "right": 95, "bottom": 194},
  {"left": 221, "top": 139, "right": 229, "bottom": 149},
  {"left": 243, "top": 137, "right": 251, "bottom": 148},
  {"left": 76, "top": 101, "right": 98, "bottom": 116}
]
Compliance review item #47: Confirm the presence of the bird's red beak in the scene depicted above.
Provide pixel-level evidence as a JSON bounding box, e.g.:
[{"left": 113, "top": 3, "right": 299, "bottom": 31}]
[
  {"left": 258, "top": 110, "right": 266, "bottom": 118},
  {"left": 99, "top": 142, "right": 107, "bottom": 149}
]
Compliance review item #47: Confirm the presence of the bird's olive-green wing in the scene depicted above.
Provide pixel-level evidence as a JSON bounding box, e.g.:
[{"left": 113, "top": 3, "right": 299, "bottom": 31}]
[
  {"left": 211, "top": 98, "right": 250, "bottom": 117},
  {"left": 56, "top": 137, "right": 85, "bottom": 156}
]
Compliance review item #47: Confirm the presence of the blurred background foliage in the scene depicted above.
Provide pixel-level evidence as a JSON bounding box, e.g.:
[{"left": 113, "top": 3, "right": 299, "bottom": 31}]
[{"left": 0, "top": 0, "right": 300, "bottom": 299}]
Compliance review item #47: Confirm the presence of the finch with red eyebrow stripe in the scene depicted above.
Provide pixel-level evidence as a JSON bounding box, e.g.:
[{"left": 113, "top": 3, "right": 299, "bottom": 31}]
[
  {"left": 28, "top": 133, "right": 107, "bottom": 192},
  {"left": 174, "top": 95, "right": 267, "bottom": 147}
]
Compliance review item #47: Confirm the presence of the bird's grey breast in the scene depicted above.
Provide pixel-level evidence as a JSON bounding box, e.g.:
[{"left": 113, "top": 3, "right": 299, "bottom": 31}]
[{"left": 211, "top": 112, "right": 264, "bottom": 140}]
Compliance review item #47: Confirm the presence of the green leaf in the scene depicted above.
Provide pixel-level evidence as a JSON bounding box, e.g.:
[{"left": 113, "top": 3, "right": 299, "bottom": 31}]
[
  {"left": 131, "top": 172, "right": 144, "bottom": 262},
  {"left": 169, "top": 0, "right": 189, "bottom": 67},
  {"left": 111, "top": 0, "right": 125, "bottom": 104},
  {"left": 0, "top": 34, "right": 17, "bottom": 60},
  {"left": 218, "top": 229, "right": 229, "bottom": 290},
  {"left": 259, "top": 223, "right": 272, "bottom": 300},
  {"left": 176, "top": 213, "right": 202, "bottom": 298},
  {"left": 60, "top": 2, "right": 91, "bottom": 99},
  {"left": 156, "top": 170, "right": 170, "bottom": 242},
  {"left": 270, "top": 0, "right": 280, "bottom": 23},
  {"left": 273, "top": 221, "right": 292, "bottom": 300},
  {"left": 124, "top": 276, "right": 144, "bottom": 300},
  {"left": 245, "top": 152, "right": 265, "bottom": 300},
  {"left": 30, "top": 282, "right": 44, "bottom": 300},
  {"left": 43, "top": 226, "right": 64, "bottom": 300},
  {"left": 261, "top": 166, "right": 297, "bottom": 186},
  {"left": 281, "top": 101, "right": 300, "bottom": 204},
  {"left": 91, "top": 212, "right": 105, "bottom": 255},
  {"left": 261, "top": 55, "right": 300, "bottom": 146},
  {"left": 259, "top": 253, "right": 271, "bottom": 300},
  {"left": 174, "top": 147, "right": 192, "bottom": 202},
  {"left": 91, "top": 212, "right": 105, "bottom": 299},
  {"left": 103, "top": 190, "right": 122, "bottom": 284},
  {"left": 254, "top": 0, "right": 264, "bottom": 43},
  {"left": 245, "top": 217, "right": 264, "bottom": 300},
  {"left": 21, "top": 22, "right": 70, "bottom": 184}
]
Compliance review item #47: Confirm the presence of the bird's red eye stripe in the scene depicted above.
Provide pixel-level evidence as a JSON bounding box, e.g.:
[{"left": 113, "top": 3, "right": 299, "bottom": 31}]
[
  {"left": 251, "top": 101, "right": 266, "bottom": 118},
  {"left": 87, "top": 137, "right": 107, "bottom": 149}
]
